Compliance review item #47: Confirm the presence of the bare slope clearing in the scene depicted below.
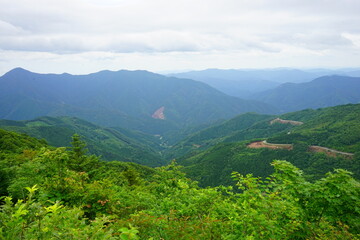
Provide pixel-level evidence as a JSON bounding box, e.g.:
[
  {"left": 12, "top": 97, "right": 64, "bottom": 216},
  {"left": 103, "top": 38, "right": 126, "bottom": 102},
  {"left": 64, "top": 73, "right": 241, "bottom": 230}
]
[
  {"left": 152, "top": 106, "right": 165, "bottom": 120},
  {"left": 270, "top": 118, "right": 303, "bottom": 125},
  {"left": 309, "top": 146, "right": 354, "bottom": 158},
  {"left": 247, "top": 140, "right": 293, "bottom": 150},
  {"left": 248, "top": 140, "right": 354, "bottom": 158}
]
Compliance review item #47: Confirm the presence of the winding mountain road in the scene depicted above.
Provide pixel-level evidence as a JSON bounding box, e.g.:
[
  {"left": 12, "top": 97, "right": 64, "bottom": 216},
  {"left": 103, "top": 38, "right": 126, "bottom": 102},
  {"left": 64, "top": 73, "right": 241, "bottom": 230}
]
[{"left": 248, "top": 140, "right": 354, "bottom": 158}]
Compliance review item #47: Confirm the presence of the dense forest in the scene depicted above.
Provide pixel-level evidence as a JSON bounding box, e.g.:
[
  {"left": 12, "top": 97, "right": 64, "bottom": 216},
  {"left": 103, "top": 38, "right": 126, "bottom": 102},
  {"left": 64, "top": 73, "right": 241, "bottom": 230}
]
[{"left": 0, "top": 128, "right": 359, "bottom": 239}]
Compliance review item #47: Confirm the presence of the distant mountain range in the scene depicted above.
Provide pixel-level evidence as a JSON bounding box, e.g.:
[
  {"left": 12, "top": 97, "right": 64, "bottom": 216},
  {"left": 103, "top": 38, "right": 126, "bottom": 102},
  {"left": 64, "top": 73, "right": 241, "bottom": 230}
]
[
  {"left": 0, "top": 68, "right": 277, "bottom": 135},
  {"left": 250, "top": 75, "right": 360, "bottom": 112},
  {"left": 170, "top": 68, "right": 360, "bottom": 98}
]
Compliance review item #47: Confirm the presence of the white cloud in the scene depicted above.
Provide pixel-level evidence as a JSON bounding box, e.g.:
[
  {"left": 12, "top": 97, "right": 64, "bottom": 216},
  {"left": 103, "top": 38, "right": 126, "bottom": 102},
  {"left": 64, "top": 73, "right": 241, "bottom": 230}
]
[
  {"left": 342, "top": 33, "right": 360, "bottom": 48},
  {"left": 0, "top": 0, "right": 359, "bottom": 74}
]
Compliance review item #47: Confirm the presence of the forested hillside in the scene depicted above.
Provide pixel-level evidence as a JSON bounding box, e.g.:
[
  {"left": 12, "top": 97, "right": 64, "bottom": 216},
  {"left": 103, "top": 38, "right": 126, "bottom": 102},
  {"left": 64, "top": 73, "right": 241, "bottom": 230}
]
[
  {"left": 0, "top": 116, "right": 164, "bottom": 166},
  {"left": 0, "top": 129, "right": 359, "bottom": 239},
  {"left": 179, "top": 141, "right": 360, "bottom": 187},
  {"left": 170, "top": 104, "right": 360, "bottom": 158},
  {"left": 177, "top": 104, "right": 360, "bottom": 186},
  {"left": 268, "top": 104, "right": 360, "bottom": 152},
  {"left": 166, "top": 113, "right": 275, "bottom": 159}
]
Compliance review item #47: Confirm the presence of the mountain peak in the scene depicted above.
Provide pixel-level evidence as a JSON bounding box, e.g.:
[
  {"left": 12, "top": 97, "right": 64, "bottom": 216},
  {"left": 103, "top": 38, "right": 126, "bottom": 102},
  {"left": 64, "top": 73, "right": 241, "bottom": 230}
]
[
  {"left": 2, "top": 67, "right": 32, "bottom": 77},
  {"left": 9, "top": 67, "right": 30, "bottom": 73}
]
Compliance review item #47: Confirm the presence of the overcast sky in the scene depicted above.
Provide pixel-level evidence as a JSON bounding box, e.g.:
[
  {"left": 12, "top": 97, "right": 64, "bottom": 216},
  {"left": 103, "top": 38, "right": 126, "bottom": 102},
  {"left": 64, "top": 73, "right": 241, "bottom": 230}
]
[{"left": 0, "top": 0, "right": 360, "bottom": 75}]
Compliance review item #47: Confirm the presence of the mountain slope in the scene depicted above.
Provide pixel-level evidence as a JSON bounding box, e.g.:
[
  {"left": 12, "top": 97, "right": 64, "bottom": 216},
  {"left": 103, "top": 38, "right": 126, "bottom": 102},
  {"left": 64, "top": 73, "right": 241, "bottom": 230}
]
[
  {"left": 0, "top": 116, "right": 164, "bottom": 166},
  {"left": 166, "top": 113, "right": 275, "bottom": 159},
  {"left": 251, "top": 75, "right": 360, "bottom": 112},
  {"left": 177, "top": 104, "right": 360, "bottom": 186},
  {"left": 179, "top": 140, "right": 360, "bottom": 187},
  {"left": 168, "top": 103, "right": 360, "bottom": 160},
  {"left": 167, "top": 111, "right": 305, "bottom": 159},
  {"left": 0, "top": 68, "right": 277, "bottom": 135},
  {"left": 0, "top": 128, "right": 47, "bottom": 154},
  {"left": 268, "top": 104, "right": 360, "bottom": 153}
]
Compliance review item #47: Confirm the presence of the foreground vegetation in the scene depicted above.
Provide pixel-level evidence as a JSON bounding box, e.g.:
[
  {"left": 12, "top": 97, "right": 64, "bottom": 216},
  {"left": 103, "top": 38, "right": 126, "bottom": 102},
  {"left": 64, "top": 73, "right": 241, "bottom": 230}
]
[{"left": 1, "top": 129, "right": 359, "bottom": 239}]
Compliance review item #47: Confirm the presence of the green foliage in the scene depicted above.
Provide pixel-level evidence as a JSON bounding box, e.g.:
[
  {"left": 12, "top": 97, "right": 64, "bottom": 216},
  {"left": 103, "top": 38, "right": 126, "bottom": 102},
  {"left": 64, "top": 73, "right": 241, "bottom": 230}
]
[
  {"left": 70, "top": 134, "right": 88, "bottom": 159},
  {"left": 0, "top": 129, "right": 48, "bottom": 197},
  {"left": 0, "top": 187, "right": 137, "bottom": 239},
  {"left": 68, "top": 134, "right": 101, "bottom": 173},
  {"left": 0, "top": 129, "right": 47, "bottom": 154},
  {"left": 1, "top": 127, "right": 359, "bottom": 239}
]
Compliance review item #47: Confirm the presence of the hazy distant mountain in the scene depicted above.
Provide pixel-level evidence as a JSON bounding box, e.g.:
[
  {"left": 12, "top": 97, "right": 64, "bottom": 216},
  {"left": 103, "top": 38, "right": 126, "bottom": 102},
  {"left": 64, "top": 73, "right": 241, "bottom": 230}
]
[
  {"left": 250, "top": 75, "right": 360, "bottom": 112},
  {"left": 169, "top": 68, "right": 359, "bottom": 98},
  {"left": 346, "top": 70, "right": 360, "bottom": 77},
  {"left": 0, "top": 68, "right": 277, "bottom": 134}
]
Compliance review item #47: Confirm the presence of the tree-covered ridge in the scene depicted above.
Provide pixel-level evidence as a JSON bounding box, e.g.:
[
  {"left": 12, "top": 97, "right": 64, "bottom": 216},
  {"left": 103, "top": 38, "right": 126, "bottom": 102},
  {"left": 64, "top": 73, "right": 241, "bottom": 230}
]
[
  {"left": 0, "top": 116, "right": 164, "bottom": 166},
  {"left": 170, "top": 104, "right": 360, "bottom": 161},
  {"left": 0, "top": 128, "right": 47, "bottom": 154},
  {"left": 176, "top": 105, "right": 360, "bottom": 187},
  {"left": 268, "top": 104, "right": 360, "bottom": 153},
  {"left": 0, "top": 129, "right": 359, "bottom": 239},
  {"left": 166, "top": 113, "right": 280, "bottom": 159}
]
